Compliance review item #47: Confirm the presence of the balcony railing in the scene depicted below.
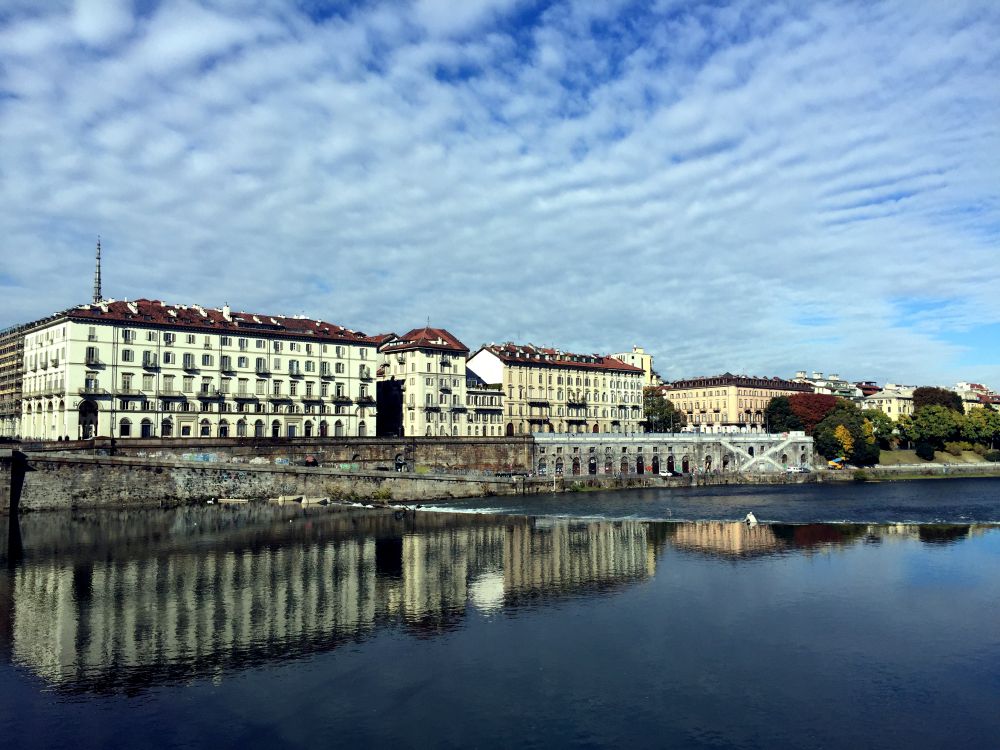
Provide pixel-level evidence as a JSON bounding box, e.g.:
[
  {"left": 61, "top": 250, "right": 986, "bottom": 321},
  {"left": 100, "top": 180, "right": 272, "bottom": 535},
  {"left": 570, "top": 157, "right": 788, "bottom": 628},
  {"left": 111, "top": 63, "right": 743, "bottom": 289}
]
[
  {"left": 85, "top": 355, "right": 103, "bottom": 366},
  {"left": 78, "top": 386, "right": 111, "bottom": 396},
  {"left": 356, "top": 395, "right": 375, "bottom": 405},
  {"left": 197, "top": 389, "right": 222, "bottom": 399},
  {"left": 233, "top": 392, "right": 258, "bottom": 400}
]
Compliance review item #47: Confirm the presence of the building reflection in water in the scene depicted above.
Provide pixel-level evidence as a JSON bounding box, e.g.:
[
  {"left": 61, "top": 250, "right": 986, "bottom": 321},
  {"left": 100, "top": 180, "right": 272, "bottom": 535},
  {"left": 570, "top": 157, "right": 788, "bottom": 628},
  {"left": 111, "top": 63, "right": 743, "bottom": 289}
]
[
  {"left": 0, "top": 507, "right": 980, "bottom": 694},
  {"left": 0, "top": 507, "right": 657, "bottom": 692}
]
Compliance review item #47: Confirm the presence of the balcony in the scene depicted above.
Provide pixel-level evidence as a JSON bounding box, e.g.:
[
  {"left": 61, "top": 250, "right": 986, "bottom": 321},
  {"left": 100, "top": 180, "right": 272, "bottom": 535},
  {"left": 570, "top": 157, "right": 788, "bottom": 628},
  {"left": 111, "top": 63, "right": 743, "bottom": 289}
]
[
  {"left": 268, "top": 393, "right": 292, "bottom": 402},
  {"left": 567, "top": 398, "right": 587, "bottom": 407},
  {"left": 255, "top": 366, "right": 270, "bottom": 376},
  {"left": 528, "top": 396, "right": 549, "bottom": 405},
  {"left": 84, "top": 355, "right": 103, "bottom": 367},
  {"left": 142, "top": 359, "right": 159, "bottom": 370},
  {"left": 332, "top": 394, "right": 352, "bottom": 403},
  {"left": 197, "top": 389, "right": 223, "bottom": 400},
  {"left": 288, "top": 369, "right": 303, "bottom": 379},
  {"left": 159, "top": 390, "right": 187, "bottom": 398},
  {"left": 182, "top": 361, "right": 199, "bottom": 372},
  {"left": 356, "top": 395, "right": 375, "bottom": 405},
  {"left": 233, "top": 392, "right": 259, "bottom": 400},
  {"left": 439, "top": 385, "right": 452, "bottom": 394},
  {"left": 359, "top": 370, "right": 373, "bottom": 381},
  {"left": 78, "top": 386, "right": 111, "bottom": 397},
  {"left": 302, "top": 394, "right": 324, "bottom": 403}
]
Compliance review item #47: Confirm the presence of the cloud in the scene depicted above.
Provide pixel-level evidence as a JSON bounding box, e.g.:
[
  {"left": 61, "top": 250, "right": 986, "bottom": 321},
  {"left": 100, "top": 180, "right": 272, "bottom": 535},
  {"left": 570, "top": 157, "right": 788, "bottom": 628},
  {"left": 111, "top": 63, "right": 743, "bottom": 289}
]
[
  {"left": 72, "top": 0, "right": 133, "bottom": 47},
  {"left": 1, "top": 0, "right": 999, "bottom": 388}
]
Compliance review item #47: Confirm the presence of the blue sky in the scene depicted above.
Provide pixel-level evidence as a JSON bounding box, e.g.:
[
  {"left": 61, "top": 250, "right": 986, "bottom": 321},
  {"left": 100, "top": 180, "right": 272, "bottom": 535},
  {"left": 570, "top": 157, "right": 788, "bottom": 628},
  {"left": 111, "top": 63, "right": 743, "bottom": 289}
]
[{"left": 1, "top": 0, "right": 998, "bottom": 387}]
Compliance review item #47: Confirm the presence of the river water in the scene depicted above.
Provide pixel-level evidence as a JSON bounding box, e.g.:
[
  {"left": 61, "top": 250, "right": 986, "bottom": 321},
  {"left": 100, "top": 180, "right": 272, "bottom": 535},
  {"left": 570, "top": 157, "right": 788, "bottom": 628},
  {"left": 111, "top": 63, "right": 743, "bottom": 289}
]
[{"left": 2, "top": 481, "right": 999, "bottom": 749}]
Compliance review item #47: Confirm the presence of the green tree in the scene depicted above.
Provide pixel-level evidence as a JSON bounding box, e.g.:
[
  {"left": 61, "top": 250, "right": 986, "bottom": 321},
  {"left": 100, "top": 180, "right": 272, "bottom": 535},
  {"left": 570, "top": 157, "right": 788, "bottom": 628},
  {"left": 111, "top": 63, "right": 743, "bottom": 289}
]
[
  {"left": 908, "top": 405, "right": 962, "bottom": 447},
  {"left": 913, "top": 386, "right": 964, "bottom": 413},
  {"left": 643, "top": 388, "right": 686, "bottom": 432},
  {"left": 813, "top": 402, "right": 881, "bottom": 466},
  {"left": 861, "top": 409, "right": 895, "bottom": 448},
  {"left": 961, "top": 407, "right": 1000, "bottom": 448},
  {"left": 764, "top": 396, "right": 804, "bottom": 433}
]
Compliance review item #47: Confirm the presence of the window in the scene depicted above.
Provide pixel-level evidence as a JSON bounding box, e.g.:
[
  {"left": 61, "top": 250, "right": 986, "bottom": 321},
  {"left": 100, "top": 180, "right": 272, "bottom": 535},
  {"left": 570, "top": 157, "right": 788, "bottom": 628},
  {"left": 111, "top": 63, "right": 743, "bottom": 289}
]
[
  {"left": 256, "top": 357, "right": 267, "bottom": 373},
  {"left": 87, "top": 326, "right": 97, "bottom": 341},
  {"left": 273, "top": 380, "right": 282, "bottom": 396},
  {"left": 183, "top": 353, "right": 195, "bottom": 369},
  {"left": 164, "top": 332, "right": 175, "bottom": 345},
  {"left": 305, "top": 360, "right": 314, "bottom": 372},
  {"left": 146, "top": 331, "right": 157, "bottom": 342},
  {"left": 163, "top": 375, "right": 175, "bottom": 391},
  {"left": 202, "top": 354, "right": 213, "bottom": 367},
  {"left": 142, "top": 374, "right": 154, "bottom": 390},
  {"left": 163, "top": 352, "right": 175, "bottom": 365},
  {"left": 289, "top": 381, "right": 298, "bottom": 396},
  {"left": 238, "top": 338, "right": 248, "bottom": 351},
  {"left": 183, "top": 377, "right": 194, "bottom": 393},
  {"left": 123, "top": 329, "right": 135, "bottom": 343},
  {"left": 121, "top": 349, "right": 134, "bottom": 362},
  {"left": 238, "top": 356, "right": 248, "bottom": 368},
  {"left": 256, "top": 379, "right": 266, "bottom": 395},
  {"left": 335, "top": 362, "right": 345, "bottom": 374},
  {"left": 186, "top": 334, "right": 196, "bottom": 345},
  {"left": 273, "top": 358, "right": 281, "bottom": 371},
  {"left": 221, "top": 336, "right": 232, "bottom": 347},
  {"left": 221, "top": 355, "right": 232, "bottom": 370}
]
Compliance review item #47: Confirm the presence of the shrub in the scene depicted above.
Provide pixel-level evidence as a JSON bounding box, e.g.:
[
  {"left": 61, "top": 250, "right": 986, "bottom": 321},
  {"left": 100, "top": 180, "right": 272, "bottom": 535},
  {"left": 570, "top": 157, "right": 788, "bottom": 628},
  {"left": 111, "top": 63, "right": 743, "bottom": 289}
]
[
  {"left": 973, "top": 444, "right": 988, "bottom": 456},
  {"left": 985, "top": 450, "right": 1000, "bottom": 463},
  {"left": 915, "top": 442, "right": 936, "bottom": 461},
  {"left": 852, "top": 469, "right": 870, "bottom": 482}
]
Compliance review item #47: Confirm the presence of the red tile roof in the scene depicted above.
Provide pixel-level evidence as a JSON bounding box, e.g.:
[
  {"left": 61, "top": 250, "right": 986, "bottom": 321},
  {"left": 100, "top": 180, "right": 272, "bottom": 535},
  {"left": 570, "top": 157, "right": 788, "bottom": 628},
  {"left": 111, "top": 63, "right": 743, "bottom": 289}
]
[
  {"left": 476, "top": 343, "right": 643, "bottom": 373},
  {"left": 665, "top": 373, "right": 813, "bottom": 392},
  {"left": 66, "top": 299, "right": 380, "bottom": 344},
  {"left": 379, "top": 327, "right": 469, "bottom": 354}
]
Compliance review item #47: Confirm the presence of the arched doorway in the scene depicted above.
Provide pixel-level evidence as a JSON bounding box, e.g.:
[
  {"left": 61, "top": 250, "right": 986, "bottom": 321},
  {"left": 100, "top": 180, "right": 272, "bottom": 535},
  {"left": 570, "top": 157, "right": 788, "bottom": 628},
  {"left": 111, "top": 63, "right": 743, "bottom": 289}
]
[
  {"left": 237, "top": 419, "right": 247, "bottom": 437},
  {"left": 636, "top": 457, "right": 644, "bottom": 474},
  {"left": 505, "top": 423, "right": 514, "bottom": 436},
  {"left": 555, "top": 458, "right": 564, "bottom": 475},
  {"left": 335, "top": 420, "right": 344, "bottom": 437},
  {"left": 254, "top": 420, "right": 265, "bottom": 437},
  {"left": 781, "top": 453, "right": 788, "bottom": 466},
  {"left": 651, "top": 455, "right": 660, "bottom": 474},
  {"left": 119, "top": 418, "right": 132, "bottom": 437},
  {"left": 747, "top": 446, "right": 755, "bottom": 457},
  {"left": 304, "top": 421, "right": 313, "bottom": 437},
  {"left": 571, "top": 457, "right": 581, "bottom": 475},
  {"left": 79, "top": 401, "right": 98, "bottom": 439},
  {"left": 592, "top": 424, "right": 599, "bottom": 433},
  {"left": 319, "top": 421, "right": 328, "bottom": 437},
  {"left": 162, "top": 419, "right": 173, "bottom": 437},
  {"left": 620, "top": 458, "right": 629, "bottom": 474},
  {"left": 588, "top": 456, "right": 597, "bottom": 475},
  {"left": 200, "top": 419, "right": 211, "bottom": 437},
  {"left": 604, "top": 459, "right": 612, "bottom": 474},
  {"left": 538, "top": 459, "right": 547, "bottom": 475},
  {"left": 218, "top": 420, "right": 229, "bottom": 437},
  {"left": 681, "top": 456, "right": 690, "bottom": 473},
  {"left": 271, "top": 420, "right": 281, "bottom": 438},
  {"left": 140, "top": 418, "right": 153, "bottom": 438},
  {"left": 667, "top": 455, "right": 675, "bottom": 473},
  {"left": 704, "top": 455, "right": 712, "bottom": 472},
  {"left": 358, "top": 421, "right": 367, "bottom": 437}
]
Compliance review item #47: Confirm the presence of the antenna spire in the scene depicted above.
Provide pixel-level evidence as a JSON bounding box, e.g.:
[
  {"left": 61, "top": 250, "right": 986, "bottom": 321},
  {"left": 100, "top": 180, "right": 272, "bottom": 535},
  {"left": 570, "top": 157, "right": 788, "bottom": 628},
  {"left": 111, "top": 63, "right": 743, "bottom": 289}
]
[{"left": 93, "top": 236, "right": 103, "bottom": 304}]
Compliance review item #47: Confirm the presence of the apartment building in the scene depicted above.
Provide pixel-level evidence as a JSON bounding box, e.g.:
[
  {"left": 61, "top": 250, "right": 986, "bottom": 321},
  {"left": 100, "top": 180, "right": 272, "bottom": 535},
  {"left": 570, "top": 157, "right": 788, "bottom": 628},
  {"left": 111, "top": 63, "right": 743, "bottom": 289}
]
[
  {"left": 862, "top": 384, "right": 916, "bottom": 419},
  {"left": 20, "top": 299, "right": 379, "bottom": 440},
  {"left": 611, "top": 346, "right": 661, "bottom": 387},
  {"left": 662, "top": 373, "right": 813, "bottom": 433},
  {"left": 466, "top": 343, "right": 645, "bottom": 435}
]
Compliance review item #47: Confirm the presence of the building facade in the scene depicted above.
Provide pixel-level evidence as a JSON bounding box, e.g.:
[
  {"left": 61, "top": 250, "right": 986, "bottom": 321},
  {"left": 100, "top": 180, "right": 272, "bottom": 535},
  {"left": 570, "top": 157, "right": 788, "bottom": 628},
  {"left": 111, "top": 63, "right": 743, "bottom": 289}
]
[
  {"left": 0, "top": 324, "right": 26, "bottom": 439},
  {"left": 862, "top": 384, "right": 916, "bottom": 419},
  {"left": 611, "top": 346, "right": 661, "bottom": 387},
  {"left": 377, "top": 327, "right": 473, "bottom": 437},
  {"left": 466, "top": 343, "right": 645, "bottom": 435},
  {"left": 792, "top": 371, "right": 863, "bottom": 402},
  {"left": 662, "top": 373, "right": 813, "bottom": 433},
  {"left": 19, "top": 299, "right": 379, "bottom": 441}
]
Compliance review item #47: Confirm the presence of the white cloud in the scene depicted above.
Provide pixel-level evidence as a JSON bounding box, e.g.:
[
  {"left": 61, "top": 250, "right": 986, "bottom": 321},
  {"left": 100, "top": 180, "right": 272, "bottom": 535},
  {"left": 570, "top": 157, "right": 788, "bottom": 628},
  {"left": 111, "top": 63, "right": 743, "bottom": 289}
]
[
  {"left": 0, "top": 0, "right": 999, "bottom": 387},
  {"left": 72, "top": 0, "right": 133, "bottom": 47}
]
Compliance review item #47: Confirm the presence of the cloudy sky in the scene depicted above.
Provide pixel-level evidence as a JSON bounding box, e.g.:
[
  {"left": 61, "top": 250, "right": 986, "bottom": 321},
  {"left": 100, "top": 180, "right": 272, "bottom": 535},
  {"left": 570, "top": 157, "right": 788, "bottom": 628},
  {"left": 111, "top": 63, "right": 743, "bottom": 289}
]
[{"left": 1, "top": 0, "right": 998, "bottom": 386}]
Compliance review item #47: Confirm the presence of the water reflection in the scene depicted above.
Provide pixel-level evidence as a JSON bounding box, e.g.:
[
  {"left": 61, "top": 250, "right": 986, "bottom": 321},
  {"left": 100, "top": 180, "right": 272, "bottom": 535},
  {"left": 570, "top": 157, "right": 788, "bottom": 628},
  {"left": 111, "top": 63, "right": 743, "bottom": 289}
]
[{"left": 0, "top": 507, "right": 987, "bottom": 695}]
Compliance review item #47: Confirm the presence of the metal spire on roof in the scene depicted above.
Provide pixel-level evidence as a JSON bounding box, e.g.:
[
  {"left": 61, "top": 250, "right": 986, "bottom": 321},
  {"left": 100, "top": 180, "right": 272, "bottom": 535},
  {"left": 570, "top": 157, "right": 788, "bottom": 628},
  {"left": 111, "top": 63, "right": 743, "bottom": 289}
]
[{"left": 93, "top": 236, "right": 103, "bottom": 304}]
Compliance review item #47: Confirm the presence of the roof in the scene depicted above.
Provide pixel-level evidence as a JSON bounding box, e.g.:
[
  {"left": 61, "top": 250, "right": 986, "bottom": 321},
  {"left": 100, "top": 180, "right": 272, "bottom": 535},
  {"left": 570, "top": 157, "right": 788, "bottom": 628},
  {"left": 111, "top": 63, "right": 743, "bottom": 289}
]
[
  {"left": 473, "top": 343, "right": 643, "bottom": 374},
  {"left": 665, "top": 373, "right": 813, "bottom": 392},
  {"left": 64, "top": 299, "right": 380, "bottom": 345},
  {"left": 379, "top": 326, "right": 469, "bottom": 354}
]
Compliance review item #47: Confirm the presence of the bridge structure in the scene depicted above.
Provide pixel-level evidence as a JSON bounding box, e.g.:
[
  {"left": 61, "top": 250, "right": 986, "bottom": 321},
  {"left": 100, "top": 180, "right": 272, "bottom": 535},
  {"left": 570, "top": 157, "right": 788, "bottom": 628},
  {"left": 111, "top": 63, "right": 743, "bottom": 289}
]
[{"left": 530, "top": 432, "right": 813, "bottom": 476}]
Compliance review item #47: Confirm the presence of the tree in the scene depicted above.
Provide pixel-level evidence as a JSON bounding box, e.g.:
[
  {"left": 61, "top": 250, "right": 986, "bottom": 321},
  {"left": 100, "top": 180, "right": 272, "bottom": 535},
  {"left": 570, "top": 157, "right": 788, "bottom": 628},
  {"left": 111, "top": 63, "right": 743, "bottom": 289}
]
[
  {"left": 812, "top": 402, "right": 881, "bottom": 466},
  {"left": 861, "top": 409, "right": 895, "bottom": 448},
  {"left": 643, "top": 388, "right": 686, "bottom": 432},
  {"left": 913, "top": 386, "right": 964, "bottom": 414},
  {"left": 908, "top": 405, "right": 962, "bottom": 447},
  {"left": 764, "top": 396, "right": 804, "bottom": 433},
  {"left": 786, "top": 393, "right": 841, "bottom": 434},
  {"left": 961, "top": 407, "right": 1000, "bottom": 448}
]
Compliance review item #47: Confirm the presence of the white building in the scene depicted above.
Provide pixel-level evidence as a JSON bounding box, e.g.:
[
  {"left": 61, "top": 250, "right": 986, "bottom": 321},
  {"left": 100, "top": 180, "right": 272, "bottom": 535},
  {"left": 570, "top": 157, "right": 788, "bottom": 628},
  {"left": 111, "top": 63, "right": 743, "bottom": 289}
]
[
  {"left": 20, "top": 299, "right": 379, "bottom": 440},
  {"left": 863, "top": 384, "right": 916, "bottom": 419},
  {"left": 466, "top": 343, "right": 645, "bottom": 435},
  {"left": 792, "top": 371, "right": 863, "bottom": 402}
]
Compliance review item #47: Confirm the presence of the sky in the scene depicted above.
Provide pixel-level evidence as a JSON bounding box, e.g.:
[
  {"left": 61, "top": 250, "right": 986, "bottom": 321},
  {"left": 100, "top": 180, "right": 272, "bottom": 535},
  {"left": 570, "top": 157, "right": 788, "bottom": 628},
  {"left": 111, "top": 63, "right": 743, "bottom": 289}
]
[{"left": 1, "top": 0, "right": 998, "bottom": 387}]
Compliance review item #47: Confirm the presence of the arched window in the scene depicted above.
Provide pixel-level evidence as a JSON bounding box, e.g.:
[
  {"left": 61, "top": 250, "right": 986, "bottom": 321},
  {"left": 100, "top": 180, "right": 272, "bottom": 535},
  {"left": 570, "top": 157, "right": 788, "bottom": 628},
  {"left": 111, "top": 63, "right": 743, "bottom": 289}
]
[
  {"left": 200, "top": 419, "right": 211, "bottom": 437},
  {"left": 304, "top": 421, "right": 313, "bottom": 437},
  {"left": 335, "top": 420, "right": 344, "bottom": 437},
  {"left": 358, "top": 421, "right": 367, "bottom": 437},
  {"left": 319, "top": 421, "right": 328, "bottom": 437},
  {"left": 218, "top": 420, "right": 229, "bottom": 437},
  {"left": 119, "top": 418, "right": 132, "bottom": 437},
  {"left": 254, "top": 420, "right": 265, "bottom": 437},
  {"left": 162, "top": 419, "right": 173, "bottom": 437},
  {"left": 237, "top": 419, "right": 247, "bottom": 437},
  {"left": 271, "top": 420, "right": 281, "bottom": 438},
  {"left": 140, "top": 418, "right": 153, "bottom": 438}
]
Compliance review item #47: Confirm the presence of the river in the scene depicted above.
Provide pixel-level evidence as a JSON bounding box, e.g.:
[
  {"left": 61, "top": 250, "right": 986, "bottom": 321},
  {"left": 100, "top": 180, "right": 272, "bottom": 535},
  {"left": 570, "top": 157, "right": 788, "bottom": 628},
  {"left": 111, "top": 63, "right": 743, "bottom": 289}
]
[{"left": 1, "top": 480, "right": 998, "bottom": 748}]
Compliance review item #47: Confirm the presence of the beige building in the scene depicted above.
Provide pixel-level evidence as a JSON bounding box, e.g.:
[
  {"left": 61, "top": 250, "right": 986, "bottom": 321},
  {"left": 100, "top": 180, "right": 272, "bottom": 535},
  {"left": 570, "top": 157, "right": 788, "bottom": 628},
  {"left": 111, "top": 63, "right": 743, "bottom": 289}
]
[
  {"left": 863, "top": 384, "right": 915, "bottom": 419},
  {"left": 466, "top": 343, "right": 645, "bottom": 435},
  {"left": 662, "top": 373, "right": 813, "bottom": 433},
  {"left": 611, "top": 345, "right": 661, "bottom": 387},
  {"left": 0, "top": 323, "right": 26, "bottom": 439},
  {"left": 20, "top": 299, "right": 379, "bottom": 441}
]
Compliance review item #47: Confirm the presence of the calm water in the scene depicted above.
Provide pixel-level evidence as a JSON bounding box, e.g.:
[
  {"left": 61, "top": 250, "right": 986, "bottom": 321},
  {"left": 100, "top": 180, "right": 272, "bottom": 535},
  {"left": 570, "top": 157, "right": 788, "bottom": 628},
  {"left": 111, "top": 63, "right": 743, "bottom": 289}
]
[{"left": 1, "top": 484, "right": 999, "bottom": 749}]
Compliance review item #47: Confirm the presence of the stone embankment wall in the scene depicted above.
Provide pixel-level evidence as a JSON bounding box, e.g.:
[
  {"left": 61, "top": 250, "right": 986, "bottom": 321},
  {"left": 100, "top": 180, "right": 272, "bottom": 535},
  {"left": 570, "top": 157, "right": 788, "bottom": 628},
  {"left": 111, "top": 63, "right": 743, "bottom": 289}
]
[{"left": 15, "top": 436, "right": 535, "bottom": 473}]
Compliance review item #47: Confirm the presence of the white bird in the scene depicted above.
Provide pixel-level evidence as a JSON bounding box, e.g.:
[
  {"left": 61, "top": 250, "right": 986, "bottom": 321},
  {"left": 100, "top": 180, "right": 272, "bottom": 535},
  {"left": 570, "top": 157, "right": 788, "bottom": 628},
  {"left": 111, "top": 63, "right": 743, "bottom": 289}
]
[{"left": 744, "top": 511, "right": 758, "bottom": 526}]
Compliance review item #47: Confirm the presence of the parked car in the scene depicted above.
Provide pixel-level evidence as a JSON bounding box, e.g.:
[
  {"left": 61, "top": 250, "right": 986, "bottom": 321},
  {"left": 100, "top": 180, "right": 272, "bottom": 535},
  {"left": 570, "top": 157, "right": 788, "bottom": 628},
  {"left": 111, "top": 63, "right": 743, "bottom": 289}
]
[{"left": 785, "top": 466, "right": 810, "bottom": 474}]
